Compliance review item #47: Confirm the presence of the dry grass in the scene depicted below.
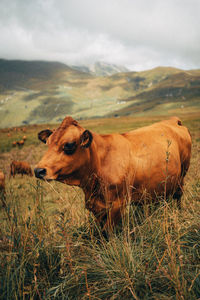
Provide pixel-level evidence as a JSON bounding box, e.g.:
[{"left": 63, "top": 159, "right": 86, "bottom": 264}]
[{"left": 0, "top": 114, "right": 200, "bottom": 299}]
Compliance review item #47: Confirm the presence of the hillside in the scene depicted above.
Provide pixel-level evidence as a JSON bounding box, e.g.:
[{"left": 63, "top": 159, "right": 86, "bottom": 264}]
[
  {"left": 0, "top": 59, "right": 91, "bottom": 91},
  {"left": 0, "top": 59, "right": 200, "bottom": 128},
  {"left": 108, "top": 69, "right": 200, "bottom": 117}
]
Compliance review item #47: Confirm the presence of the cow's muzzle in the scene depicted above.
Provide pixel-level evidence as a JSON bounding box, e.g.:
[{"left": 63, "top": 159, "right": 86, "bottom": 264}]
[{"left": 34, "top": 168, "right": 46, "bottom": 179}]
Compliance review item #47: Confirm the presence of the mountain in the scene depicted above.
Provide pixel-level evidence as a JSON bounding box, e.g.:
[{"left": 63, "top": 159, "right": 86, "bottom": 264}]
[
  {"left": 71, "top": 61, "right": 129, "bottom": 76},
  {"left": 107, "top": 68, "right": 200, "bottom": 117},
  {"left": 0, "top": 59, "right": 199, "bottom": 128},
  {"left": 0, "top": 59, "right": 91, "bottom": 91}
]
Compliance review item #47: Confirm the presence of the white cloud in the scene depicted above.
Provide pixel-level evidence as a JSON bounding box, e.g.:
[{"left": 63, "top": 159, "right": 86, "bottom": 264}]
[{"left": 0, "top": 0, "right": 200, "bottom": 70}]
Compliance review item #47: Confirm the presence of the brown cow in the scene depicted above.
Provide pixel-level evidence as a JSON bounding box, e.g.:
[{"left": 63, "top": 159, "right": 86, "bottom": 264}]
[
  {"left": 10, "top": 161, "right": 33, "bottom": 177},
  {"left": 0, "top": 171, "right": 5, "bottom": 192},
  {"left": 34, "top": 116, "right": 191, "bottom": 231},
  {"left": 0, "top": 171, "right": 6, "bottom": 204},
  {"left": 17, "top": 140, "right": 24, "bottom": 146}
]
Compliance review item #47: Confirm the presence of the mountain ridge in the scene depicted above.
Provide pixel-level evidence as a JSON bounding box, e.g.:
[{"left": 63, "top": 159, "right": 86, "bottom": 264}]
[
  {"left": 0, "top": 59, "right": 199, "bottom": 128},
  {"left": 71, "top": 61, "right": 129, "bottom": 76}
]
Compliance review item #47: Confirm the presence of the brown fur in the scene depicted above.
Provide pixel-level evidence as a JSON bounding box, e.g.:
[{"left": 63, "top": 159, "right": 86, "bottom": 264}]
[
  {"left": 51, "top": 117, "right": 79, "bottom": 143},
  {"left": 17, "top": 140, "right": 24, "bottom": 146},
  {"left": 35, "top": 116, "right": 191, "bottom": 231},
  {"left": 0, "top": 171, "right": 5, "bottom": 191},
  {"left": 0, "top": 171, "right": 6, "bottom": 205},
  {"left": 10, "top": 161, "right": 33, "bottom": 177}
]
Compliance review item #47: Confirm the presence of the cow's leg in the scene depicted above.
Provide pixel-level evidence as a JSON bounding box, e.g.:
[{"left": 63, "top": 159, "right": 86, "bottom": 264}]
[
  {"left": 9, "top": 168, "right": 14, "bottom": 178},
  {"left": 102, "top": 199, "right": 125, "bottom": 232},
  {"left": 173, "top": 162, "right": 189, "bottom": 208},
  {"left": 173, "top": 176, "right": 184, "bottom": 208},
  {"left": 173, "top": 186, "right": 183, "bottom": 208}
]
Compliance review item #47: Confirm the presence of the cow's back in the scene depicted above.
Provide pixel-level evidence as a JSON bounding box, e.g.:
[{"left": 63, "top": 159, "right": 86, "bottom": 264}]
[
  {"left": 123, "top": 117, "right": 191, "bottom": 197},
  {"left": 124, "top": 117, "right": 191, "bottom": 158}
]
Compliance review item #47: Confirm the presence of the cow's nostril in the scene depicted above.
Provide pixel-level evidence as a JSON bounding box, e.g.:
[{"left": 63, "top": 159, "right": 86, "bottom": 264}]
[{"left": 34, "top": 168, "right": 46, "bottom": 179}]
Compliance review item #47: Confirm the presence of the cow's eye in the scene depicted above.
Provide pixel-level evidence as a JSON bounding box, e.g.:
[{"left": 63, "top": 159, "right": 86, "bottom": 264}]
[{"left": 63, "top": 142, "right": 77, "bottom": 155}]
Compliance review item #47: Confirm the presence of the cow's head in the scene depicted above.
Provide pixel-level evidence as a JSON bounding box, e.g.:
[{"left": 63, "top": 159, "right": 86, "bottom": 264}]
[{"left": 34, "top": 116, "right": 93, "bottom": 185}]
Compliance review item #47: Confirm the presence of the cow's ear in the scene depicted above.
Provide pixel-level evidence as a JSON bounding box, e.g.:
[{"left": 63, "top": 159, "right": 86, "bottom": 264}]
[
  {"left": 80, "top": 130, "right": 93, "bottom": 148},
  {"left": 38, "top": 129, "right": 53, "bottom": 144}
]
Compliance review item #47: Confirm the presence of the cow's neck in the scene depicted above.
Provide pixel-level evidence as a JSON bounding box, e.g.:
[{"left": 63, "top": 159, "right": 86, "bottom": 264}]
[
  {"left": 88, "top": 133, "right": 109, "bottom": 176},
  {"left": 81, "top": 133, "right": 111, "bottom": 198}
]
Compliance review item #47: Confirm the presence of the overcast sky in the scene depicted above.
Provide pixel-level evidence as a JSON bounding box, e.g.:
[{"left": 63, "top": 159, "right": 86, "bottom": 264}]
[{"left": 0, "top": 0, "right": 200, "bottom": 71}]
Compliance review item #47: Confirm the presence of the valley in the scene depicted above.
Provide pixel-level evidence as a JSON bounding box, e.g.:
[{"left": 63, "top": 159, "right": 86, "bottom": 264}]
[{"left": 0, "top": 59, "right": 200, "bottom": 128}]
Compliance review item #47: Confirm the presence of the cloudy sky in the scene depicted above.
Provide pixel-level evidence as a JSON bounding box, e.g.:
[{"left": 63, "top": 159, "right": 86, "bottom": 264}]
[{"left": 0, "top": 0, "right": 200, "bottom": 71}]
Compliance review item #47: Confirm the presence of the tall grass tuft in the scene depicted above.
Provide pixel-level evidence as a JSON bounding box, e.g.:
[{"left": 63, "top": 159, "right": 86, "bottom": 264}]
[{"left": 1, "top": 175, "right": 200, "bottom": 299}]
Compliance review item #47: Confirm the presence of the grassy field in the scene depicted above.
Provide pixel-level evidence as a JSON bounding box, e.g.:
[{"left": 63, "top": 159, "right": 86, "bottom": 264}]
[{"left": 0, "top": 114, "right": 200, "bottom": 299}]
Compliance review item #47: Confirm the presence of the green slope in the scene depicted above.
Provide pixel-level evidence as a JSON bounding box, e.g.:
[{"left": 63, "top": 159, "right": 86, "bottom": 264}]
[
  {"left": 0, "top": 60, "right": 200, "bottom": 128},
  {"left": 108, "top": 69, "right": 200, "bottom": 117}
]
